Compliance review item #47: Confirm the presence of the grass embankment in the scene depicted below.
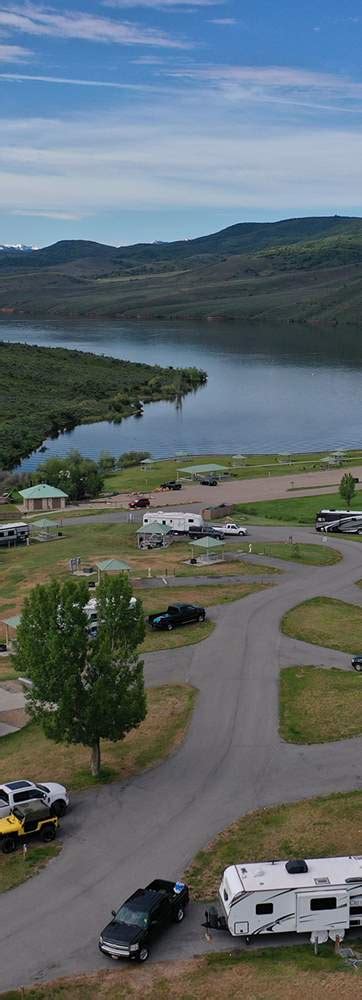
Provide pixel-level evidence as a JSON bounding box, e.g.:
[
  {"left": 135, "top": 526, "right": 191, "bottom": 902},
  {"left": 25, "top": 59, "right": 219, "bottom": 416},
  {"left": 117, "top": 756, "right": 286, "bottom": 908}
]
[
  {"left": 282, "top": 597, "right": 362, "bottom": 653},
  {"left": 0, "top": 843, "right": 61, "bottom": 895},
  {"left": 238, "top": 541, "right": 341, "bottom": 565},
  {"left": 143, "top": 619, "right": 214, "bottom": 653},
  {"left": 0, "top": 685, "right": 197, "bottom": 791},
  {"left": 104, "top": 452, "right": 362, "bottom": 494},
  {"left": 0, "top": 658, "right": 17, "bottom": 681},
  {"left": 280, "top": 666, "right": 362, "bottom": 743},
  {"left": 0, "top": 341, "right": 205, "bottom": 468},
  {"left": 1, "top": 946, "right": 357, "bottom": 1000},
  {"left": 186, "top": 790, "right": 362, "bottom": 900},
  {"left": 234, "top": 489, "right": 362, "bottom": 525}
]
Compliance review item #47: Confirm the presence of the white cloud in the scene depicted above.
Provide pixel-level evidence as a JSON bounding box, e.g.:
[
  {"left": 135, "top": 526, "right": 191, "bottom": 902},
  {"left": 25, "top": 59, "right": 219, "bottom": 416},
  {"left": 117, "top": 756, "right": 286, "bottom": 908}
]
[
  {"left": 0, "top": 41, "right": 31, "bottom": 59},
  {"left": 208, "top": 18, "right": 237, "bottom": 25},
  {"left": 105, "top": 0, "right": 220, "bottom": 7},
  {"left": 0, "top": 2, "right": 191, "bottom": 48},
  {"left": 2, "top": 100, "right": 362, "bottom": 218},
  {"left": 12, "top": 208, "right": 86, "bottom": 219},
  {"left": 0, "top": 71, "right": 159, "bottom": 88}
]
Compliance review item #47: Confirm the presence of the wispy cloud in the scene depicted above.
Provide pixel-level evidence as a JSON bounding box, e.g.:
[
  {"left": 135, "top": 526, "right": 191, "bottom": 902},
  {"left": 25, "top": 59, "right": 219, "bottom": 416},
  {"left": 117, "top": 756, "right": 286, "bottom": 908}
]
[
  {"left": 208, "top": 18, "right": 237, "bottom": 25},
  {"left": 104, "top": 0, "right": 220, "bottom": 8},
  {"left": 0, "top": 2, "right": 191, "bottom": 48},
  {"left": 0, "top": 71, "right": 159, "bottom": 88},
  {"left": 0, "top": 42, "right": 32, "bottom": 59},
  {"left": 12, "top": 208, "right": 85, "bottom": 220}
]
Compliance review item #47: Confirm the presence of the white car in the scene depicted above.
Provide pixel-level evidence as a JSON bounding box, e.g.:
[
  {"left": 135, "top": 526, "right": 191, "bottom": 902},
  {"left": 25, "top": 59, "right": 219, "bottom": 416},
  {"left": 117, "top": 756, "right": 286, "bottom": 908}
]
[
  {"left": 0, "top": 779, "right": 69, "bottom": 818},
  {"left": 212, "top": 522, "right": 248, "bottom": 536}
]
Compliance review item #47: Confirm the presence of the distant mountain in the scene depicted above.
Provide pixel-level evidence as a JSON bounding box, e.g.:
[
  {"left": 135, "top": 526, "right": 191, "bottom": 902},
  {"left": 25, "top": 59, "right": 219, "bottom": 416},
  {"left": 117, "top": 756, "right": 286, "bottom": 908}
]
[
  {"left": 0, "top": 244, "right": 34, "bottom": 254},
  {"left": 1, "top": 216, "right": 362, "bottom": 324}
]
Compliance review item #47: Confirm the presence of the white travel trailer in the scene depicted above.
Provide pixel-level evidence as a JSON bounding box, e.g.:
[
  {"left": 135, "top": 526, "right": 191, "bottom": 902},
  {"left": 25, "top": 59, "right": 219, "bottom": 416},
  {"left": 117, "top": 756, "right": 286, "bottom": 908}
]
[
  {"left": 142, "top": 510, "right": 203, "bottom": 534},
  {"left": 207, "top": 856, "right": 362, "bottom": 942},
  {"left": 0, "top": 521, "right": 29, "bottom": 546}
]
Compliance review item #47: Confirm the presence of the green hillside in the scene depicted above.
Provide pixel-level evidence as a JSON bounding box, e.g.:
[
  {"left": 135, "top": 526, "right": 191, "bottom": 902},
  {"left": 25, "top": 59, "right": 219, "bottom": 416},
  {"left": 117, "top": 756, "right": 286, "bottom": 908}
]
[
  {"left": 2, "top": 216, "right": 362, "bottom": 322},
  {"left": 0, "top": 342, "right": 205, "bottom": 469}
]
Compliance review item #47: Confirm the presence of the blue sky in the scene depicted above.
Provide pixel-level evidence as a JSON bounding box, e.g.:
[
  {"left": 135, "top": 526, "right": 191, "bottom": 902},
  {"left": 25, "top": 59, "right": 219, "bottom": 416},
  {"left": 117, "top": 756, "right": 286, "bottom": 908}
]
[{"left": 1, "top": 1, "right": 362, "bottom": 246}]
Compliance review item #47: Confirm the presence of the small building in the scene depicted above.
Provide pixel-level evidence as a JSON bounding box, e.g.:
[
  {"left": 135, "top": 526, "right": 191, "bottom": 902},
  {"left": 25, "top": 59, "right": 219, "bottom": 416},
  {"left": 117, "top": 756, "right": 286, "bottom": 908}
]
[
  {"left": 189, "top": 535, "right": 225, "bottom": 564},
  {"left": 137, "top": 522, "right": 173, "bottom": 549},
  {"left": 0, "top": 614, "right": 21, "bottom": 651},
  {"left": 30, "top": 518, "right": 60, "bottom": 542},
  {"left": 95, "top": 559, "right": 131, "bottom": 582},
  {"left": 19, "top": 483, "right": 68, "bottom": 513}
]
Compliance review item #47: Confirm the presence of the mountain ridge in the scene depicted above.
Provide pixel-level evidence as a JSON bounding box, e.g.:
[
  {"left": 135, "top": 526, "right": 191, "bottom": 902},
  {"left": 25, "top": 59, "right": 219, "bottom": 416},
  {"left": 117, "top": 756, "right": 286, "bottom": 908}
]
[{"left": 1, "top": 216, "right": 362, "bottom": 324}]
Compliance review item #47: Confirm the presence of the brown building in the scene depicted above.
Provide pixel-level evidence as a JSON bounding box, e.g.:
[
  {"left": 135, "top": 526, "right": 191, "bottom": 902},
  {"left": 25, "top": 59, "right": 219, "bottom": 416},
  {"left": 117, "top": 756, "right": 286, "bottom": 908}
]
[{"left": 18, "top": 483, "right": 68, "bottom": 513}]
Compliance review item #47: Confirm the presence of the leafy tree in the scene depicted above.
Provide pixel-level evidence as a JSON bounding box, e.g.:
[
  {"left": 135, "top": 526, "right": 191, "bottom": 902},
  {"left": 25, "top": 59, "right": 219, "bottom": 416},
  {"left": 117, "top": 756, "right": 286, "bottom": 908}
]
[
  {"left": 339, "top": 472, "right": 356, "bottom": 510},
  {"left": 119, "top": 451, "right": 151, "bottom": 468},
  {"left": 36, "top": 449, "right": 104, "bottom": 500},
  {"left": 14, "top": 575, "right": 146, "bottom": 776},
  {"left": 98, "top": 450, "right": 116, "bottom": 473}
]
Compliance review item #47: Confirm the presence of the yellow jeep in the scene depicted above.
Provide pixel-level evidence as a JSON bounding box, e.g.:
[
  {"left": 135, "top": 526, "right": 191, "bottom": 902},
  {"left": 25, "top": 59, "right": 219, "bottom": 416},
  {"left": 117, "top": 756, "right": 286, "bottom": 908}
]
[{"left": 0, "top": 801, "right": 59, "bottom": 854}]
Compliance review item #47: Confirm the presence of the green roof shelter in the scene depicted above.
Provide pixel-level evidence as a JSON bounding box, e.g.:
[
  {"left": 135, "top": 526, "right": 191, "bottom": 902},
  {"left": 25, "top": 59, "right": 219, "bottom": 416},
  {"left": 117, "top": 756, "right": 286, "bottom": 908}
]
[
  {"left": 30, "top": 517, "right": 60, "bottom": 540},
  {"left": 1, "top": 614, "right": 22, "bottom": 648},
  {"left": 96, "top": 558, "right": 131, "bottom": 581},
  {"left": 189, "top": 535, "right": 224, "bottom": 564},
  {"left": 137, "top": 522, "right": 172, "bottom": 549},
  {"left": 19, "top": 483, "right": 68, "bottom": 513},
  {"left": 177, "top": 463, "right": 229, "bottom": 481}
]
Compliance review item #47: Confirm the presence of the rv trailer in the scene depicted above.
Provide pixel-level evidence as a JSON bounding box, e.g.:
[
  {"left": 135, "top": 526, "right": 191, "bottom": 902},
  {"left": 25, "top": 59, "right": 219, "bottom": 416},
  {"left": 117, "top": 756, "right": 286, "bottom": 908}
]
[
  {"left": 142, "top": 511, "right": 203, "bottom": 534},
  {"left": 0, "top": 521, "right": 29, "bottom": 546},
  {"left": 205, "top": 855, "right": 362, "bottom": 943}
]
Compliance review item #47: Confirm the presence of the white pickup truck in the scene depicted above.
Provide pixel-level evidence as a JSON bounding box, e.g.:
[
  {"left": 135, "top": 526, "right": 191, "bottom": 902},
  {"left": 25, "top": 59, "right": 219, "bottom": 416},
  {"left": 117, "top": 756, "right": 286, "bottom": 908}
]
[
  {"left": 0, "top": 779, "right": 69, "bottom": 818},
  {"left": 212, "top": 522, "right": 248, "bottom": 537}
]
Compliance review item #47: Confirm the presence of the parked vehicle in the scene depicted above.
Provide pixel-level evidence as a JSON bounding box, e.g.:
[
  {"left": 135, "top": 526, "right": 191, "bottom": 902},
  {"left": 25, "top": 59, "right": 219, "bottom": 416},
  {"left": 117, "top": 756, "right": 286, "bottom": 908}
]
[
  {"left": 351, "top": 655, "right": 362, "bottom": 672},
  {"left": 212, "top": 522, "right": 248, "bottom": 536},
  {"left": 0, "top": 522, "right": 29, "bottom": 547},
  {"left": 99, "top": 878, "right": 189, "bottom": 962},
  {"left": 189, "top": 525, "right": 224, "bottom": 540},
  {"left": 200, "top": 477, "right": 218, "bottom": 486},
  {"left": 0, "top": 779, "right": 69, "bottom": 819},
  {"left": 149, "top": 603, "right": 206, "bottom": 630},
  {"left": 128, "top": 498, "right": 150, "bottom": 509},
  {"left": 160, "top": 481, "right": 182, "bottom": 491},
  {"left": 204, "top": 854, "right": 362, "bottom": 942},
  {"left": 143, "top": 511, "right": 204, "bottom": 535},
  {"left": 0, "top": 802, "right": 59, "bottom": 854},
  {"left": 315, "top": 509, "right": 362, "bottom": 533}
]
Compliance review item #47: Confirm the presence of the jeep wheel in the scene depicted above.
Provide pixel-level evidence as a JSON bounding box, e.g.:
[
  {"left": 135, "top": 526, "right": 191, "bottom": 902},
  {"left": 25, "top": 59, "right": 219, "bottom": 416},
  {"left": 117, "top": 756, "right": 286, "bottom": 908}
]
[
  {"left": 2, "top": 836, "right": 17, "bottom": 854},
  {"left": 137, "top": 946, "right": 149, "bottom": 962},
  {"left": 175, "top": 905, "right": 185, "bottom": 923},
  {"left": 51, "top": 800, "right": 66, "bottom": 818},
  {"left": 41, "top": 823, "right": 57, "bottom": 842}
]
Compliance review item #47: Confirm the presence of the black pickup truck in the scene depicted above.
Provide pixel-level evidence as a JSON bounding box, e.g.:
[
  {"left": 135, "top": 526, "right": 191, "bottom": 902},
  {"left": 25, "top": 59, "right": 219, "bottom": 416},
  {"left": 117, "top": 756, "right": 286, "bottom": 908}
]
[
  {"left": 189, "top": 524, "right": 224, "bottom": 540},
  {"left": 99, "top": 878, "right": 189, "bottom": 962},
  {"left": 148, "top": 603, "right": 206, "bottom": 630}
]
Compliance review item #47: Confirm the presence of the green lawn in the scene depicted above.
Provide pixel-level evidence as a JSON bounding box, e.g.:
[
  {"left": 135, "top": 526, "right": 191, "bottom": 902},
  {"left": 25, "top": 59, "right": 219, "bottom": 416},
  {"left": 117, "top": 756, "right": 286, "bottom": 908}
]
[
  {"left": 233, "top": 490, "right": 362, "bottom": 525},
  {"left": 0, "top": 685, "right": 197, "bottom": 791},
  {"left": 142, "top": 618, "right": 214, "bottom": 652},
  {"left": 0, "top": 843, "right": 61, "bottom": 895},
  {"left": 280, "top": 666, "right": 362, "bottom": 743},
  {"left": 0, "top": 945, "right": 355, "bottom": 1000},
  {"left": 281, "top": 597, "right": 362, "bottom": 653},
  {"left": 186, "top": 790, "right": 362, "bottom": 901},
  {"left": 237, "top": 540, "right": 341, "bottom": 565}
]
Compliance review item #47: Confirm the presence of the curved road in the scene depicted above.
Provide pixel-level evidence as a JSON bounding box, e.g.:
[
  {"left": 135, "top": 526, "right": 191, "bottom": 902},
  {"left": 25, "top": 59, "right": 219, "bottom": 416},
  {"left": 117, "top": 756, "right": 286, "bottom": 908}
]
[{"left": 1, "top": 527, "right": 362, "bottom": 990}]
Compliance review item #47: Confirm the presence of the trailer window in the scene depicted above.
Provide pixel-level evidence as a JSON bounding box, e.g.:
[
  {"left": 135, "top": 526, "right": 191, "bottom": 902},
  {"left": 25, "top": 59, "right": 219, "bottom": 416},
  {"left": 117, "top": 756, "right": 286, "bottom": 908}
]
[
  {"left": 256, "top": 903, "right": 273, "bottom": 915},
  {"left": 310, "top": 897, "right": 337, "bottom": 911}
]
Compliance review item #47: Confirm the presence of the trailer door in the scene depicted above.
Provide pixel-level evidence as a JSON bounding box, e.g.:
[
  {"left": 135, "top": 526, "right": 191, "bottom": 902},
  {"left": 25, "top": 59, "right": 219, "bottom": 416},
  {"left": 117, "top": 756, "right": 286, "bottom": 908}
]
[{"left": 296, "top": 891, "right": 349, "bottom": 933}]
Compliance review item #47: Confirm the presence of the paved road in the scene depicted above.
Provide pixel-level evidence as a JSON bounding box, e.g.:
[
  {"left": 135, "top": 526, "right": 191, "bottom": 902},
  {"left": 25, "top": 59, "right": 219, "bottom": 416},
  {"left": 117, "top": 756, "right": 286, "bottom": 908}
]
[{"left": 1, "top": 528, "right": 362, "bottom": 990}]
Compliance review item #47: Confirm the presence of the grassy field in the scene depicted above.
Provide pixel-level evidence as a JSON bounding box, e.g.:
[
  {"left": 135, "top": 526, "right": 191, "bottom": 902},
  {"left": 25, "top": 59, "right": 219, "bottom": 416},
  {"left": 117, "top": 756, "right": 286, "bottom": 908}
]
[
  {"left": 0, "top": 341, "right": 204, "bottom": 469},
  {"left": 237, "top": 540, "right": 341, "bottom": 565},
  {"left": 281, "top": 597, "right": 362, "bottom": 653},
  {"left": 103, "top": 452, "right": 362, "bottom": 494},
  {"left": 234, "top": 489, "right": 362, "bottom": 525},
  {"left": 1, "top": 945, "right": 358, "bottom": 1000},
  {"left": 186, "top": 790, "right": 362, "bottom": 900},
  {"left": 0, "top": 685, "right": 196, "bottom": 791},
  {"left": 142, "top": 619, "right": 214, "bottom": 653},
  {"left": 280, "top": 666, "right": 362, "bottom": 743},
  {"left": 0, "top": 843, "right": 61, "bottom": 895}
]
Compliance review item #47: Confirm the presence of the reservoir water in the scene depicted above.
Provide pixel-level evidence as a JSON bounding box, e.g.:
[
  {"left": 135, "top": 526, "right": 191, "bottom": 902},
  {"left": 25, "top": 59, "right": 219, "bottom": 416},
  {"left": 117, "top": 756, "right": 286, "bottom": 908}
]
[{"left": 2, "top": 318, "right": 362, "bottom": 470}]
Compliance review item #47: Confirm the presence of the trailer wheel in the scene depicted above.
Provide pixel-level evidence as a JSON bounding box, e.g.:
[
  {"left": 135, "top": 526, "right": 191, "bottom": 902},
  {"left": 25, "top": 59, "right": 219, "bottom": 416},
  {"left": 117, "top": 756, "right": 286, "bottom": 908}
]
[
  {"left": 244, "top": 936, "right": 250, "bottom": 946},
  {"left": 353, "top": 662, "right": 362, "bottom": 672}
]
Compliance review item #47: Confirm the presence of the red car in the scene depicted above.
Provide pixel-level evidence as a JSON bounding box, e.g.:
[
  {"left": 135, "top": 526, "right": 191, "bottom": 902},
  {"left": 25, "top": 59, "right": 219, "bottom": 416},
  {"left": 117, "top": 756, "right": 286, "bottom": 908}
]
[{"left": 128, "top": 497, "right": 151, "bottom": 509}]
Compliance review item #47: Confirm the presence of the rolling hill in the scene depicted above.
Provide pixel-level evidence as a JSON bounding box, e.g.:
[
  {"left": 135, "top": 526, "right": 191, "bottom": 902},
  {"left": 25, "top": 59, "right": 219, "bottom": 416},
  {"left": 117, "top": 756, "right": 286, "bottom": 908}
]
[{"left": 2, "top": 216, "right": 362, "bottom": 323}]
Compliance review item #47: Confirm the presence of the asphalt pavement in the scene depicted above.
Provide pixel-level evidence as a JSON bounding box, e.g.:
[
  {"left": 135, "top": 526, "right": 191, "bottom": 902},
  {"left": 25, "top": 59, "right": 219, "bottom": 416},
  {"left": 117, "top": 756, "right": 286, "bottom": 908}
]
[{"left": 1, "top": 526, "right": 362, "bottom": 990}]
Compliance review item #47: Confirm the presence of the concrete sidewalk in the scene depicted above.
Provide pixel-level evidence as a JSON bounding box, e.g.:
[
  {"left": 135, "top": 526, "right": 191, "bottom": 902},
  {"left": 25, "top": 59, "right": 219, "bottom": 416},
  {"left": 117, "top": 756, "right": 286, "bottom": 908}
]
[{"left": 0, "top": 680, "right": 27, "bottom": 736}]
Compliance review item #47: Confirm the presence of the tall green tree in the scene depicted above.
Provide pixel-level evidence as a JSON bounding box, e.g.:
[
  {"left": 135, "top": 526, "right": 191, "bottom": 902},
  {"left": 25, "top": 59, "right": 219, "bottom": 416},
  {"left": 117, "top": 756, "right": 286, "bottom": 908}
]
[
  {"left": 14, "top": 575, "right": 146, "bottom": 776},
  {"left": 339, "top": 472, "right": 356, "bottom": 510},
  {"left": 36, "top": 449, "right": 104, "bottom": 500}
]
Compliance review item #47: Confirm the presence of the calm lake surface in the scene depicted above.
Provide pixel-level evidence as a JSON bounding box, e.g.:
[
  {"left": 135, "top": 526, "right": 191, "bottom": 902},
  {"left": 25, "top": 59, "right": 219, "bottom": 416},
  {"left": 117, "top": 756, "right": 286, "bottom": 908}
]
[{"left": 2, "top": 318, "right": 362, "bottom": 471}]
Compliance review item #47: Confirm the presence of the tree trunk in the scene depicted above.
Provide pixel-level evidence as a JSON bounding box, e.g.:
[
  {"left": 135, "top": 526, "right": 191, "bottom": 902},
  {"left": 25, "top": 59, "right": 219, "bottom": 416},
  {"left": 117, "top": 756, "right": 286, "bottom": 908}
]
[{"left": 90, "top": 739, "right": 101, "bottom": 777}]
